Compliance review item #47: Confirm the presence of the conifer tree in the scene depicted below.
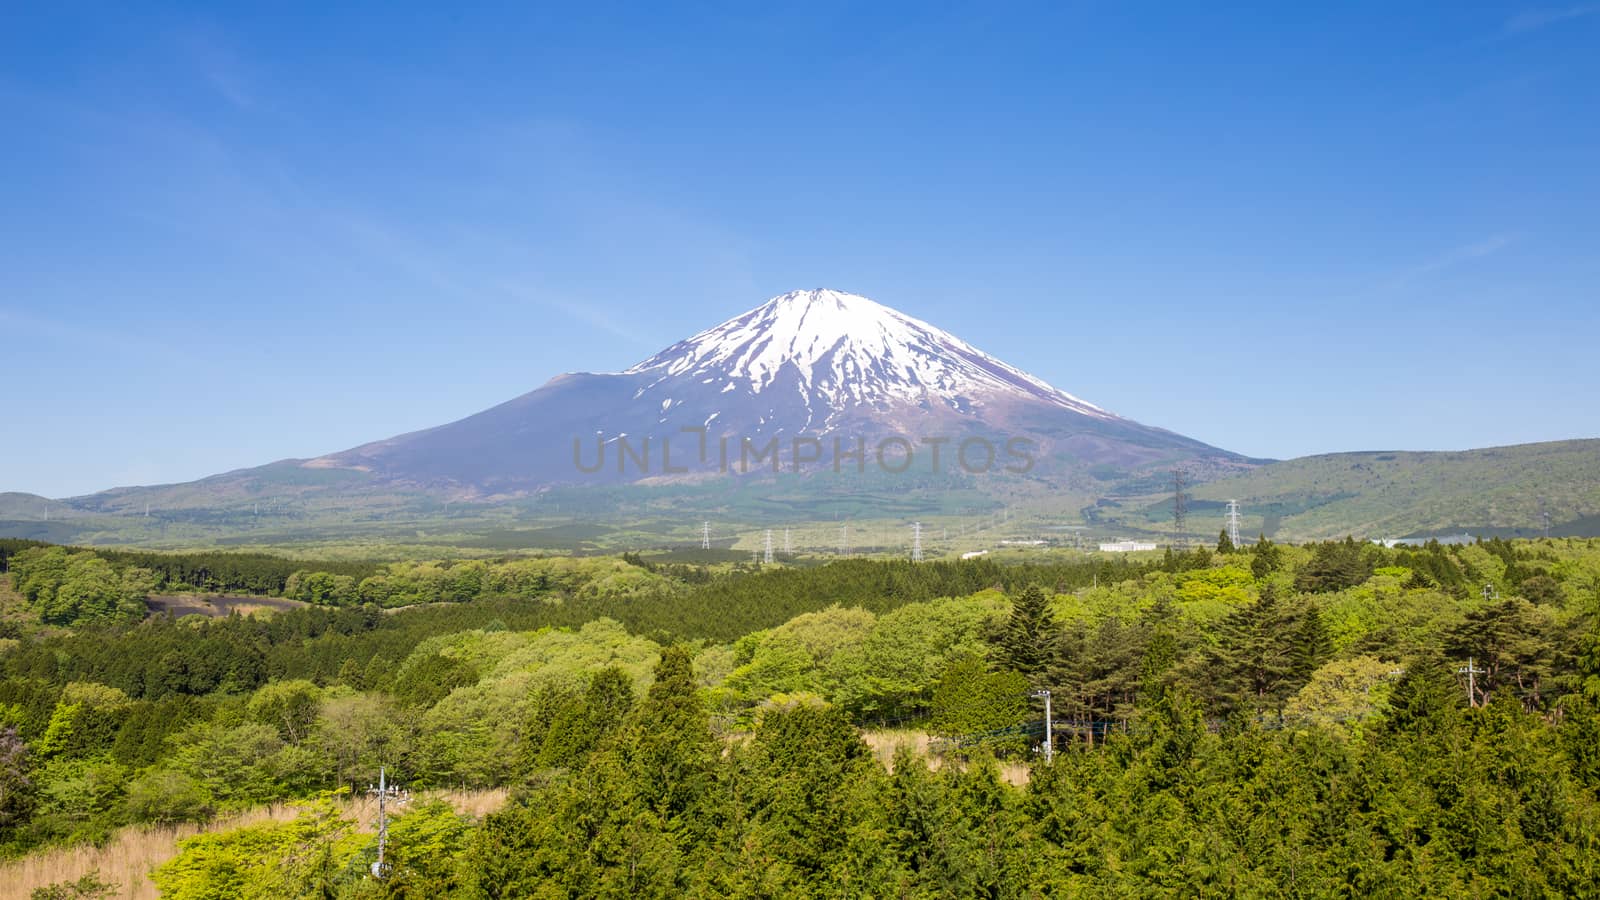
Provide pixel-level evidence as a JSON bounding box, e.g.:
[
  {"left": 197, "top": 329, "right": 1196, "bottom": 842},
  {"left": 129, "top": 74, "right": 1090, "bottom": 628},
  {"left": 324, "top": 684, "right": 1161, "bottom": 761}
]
[
  {"left": 1208, "top": 584, "right": 1297, "bottom": 716},
  {"left": 626, "top": 646, "right": 716, "bottom": 823},
  {"left": 995, "top": 584, "right": 1059, "bottom": 681},
  {"left": 1250, "top": 535, "right": 1282, "bottom": 579},
  {"left": 1289, "top": 603, "right": 1333, "bottom": 684},
  {"left": 1217, "top": 529, "right": 1235, "bottom": 555}
]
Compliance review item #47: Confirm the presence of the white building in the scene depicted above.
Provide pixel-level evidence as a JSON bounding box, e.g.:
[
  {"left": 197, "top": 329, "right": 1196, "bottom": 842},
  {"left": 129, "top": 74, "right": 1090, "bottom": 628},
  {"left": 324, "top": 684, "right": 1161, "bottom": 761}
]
[{"left": 1099, "top": 540, "right": 1158, "bottom": 553}]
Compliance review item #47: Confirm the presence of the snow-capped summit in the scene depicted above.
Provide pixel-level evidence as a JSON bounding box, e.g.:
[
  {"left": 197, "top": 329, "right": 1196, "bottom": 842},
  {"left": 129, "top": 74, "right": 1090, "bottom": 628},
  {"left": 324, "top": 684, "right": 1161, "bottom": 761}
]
[
  {"left": 624, "top": 289, "right": 1111, "bottom": 427},
  {"left": 304, "top": 287, "right": 1239, "bottom": 492}
]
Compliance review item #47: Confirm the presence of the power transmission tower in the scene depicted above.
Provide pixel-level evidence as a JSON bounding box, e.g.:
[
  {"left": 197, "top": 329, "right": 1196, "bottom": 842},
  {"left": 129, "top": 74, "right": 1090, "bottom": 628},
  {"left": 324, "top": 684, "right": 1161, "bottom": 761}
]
[
  {"left": 1171, "top": 469, "right": 1189, "bottom": 550},
  {"left": 784, "top": 527, "right": 791, "bottom": 554},
  {"left": 839, "top": 523, "right": 850, "bottom": 556},
  {"left": 764, "top": 529, "right": 774, "bottom": 565},
  {"left": 366, "top": 766, "right": 409, "bottom": 878},
  {"left": 1225, "top": 499, "right": 1242, "bottom": 549},
  {"left": 1457, "top": 657, "right": 1484, "bottom": 707},
  {"left": 911, "top": 522, "right": 923, "bottom": 562},
  {"left": 701, "top": 521, "right": 711, "bottom": 550},
  {"left": 1539, "top": 499, "right": 1552, "bottom": 539}
]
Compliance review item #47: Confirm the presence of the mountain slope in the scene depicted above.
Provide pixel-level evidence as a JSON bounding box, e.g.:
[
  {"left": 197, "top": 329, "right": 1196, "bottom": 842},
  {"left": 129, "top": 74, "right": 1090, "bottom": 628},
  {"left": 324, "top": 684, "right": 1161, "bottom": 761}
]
[
  {"left": 307, "top": 289, "right": 1241, "bottom": 494},
  {"left": 1181, "top": 439, "right": 1600, "bottom": 540}
]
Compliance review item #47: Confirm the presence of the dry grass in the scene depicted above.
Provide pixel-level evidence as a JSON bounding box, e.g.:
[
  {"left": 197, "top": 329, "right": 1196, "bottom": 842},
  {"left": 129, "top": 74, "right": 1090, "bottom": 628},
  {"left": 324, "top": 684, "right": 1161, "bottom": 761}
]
[
  {"left": 0, "top": 788, "right": 507, "bottom": 900},
  {"left": 862, "top": 729, "right": 1031, "bottom": 787}
]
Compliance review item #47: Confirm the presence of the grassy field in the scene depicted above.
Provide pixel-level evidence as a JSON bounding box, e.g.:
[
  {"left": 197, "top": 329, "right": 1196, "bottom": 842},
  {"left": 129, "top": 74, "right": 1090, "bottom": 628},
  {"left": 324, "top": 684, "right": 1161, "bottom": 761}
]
[{"left": 0, "top": 789, "right": 507, "bottom": 900}]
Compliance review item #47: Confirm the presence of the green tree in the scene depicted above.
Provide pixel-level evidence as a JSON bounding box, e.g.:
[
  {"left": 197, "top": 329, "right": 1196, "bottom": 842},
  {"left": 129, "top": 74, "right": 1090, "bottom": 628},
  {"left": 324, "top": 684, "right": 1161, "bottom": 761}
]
[
  {"left": 995, "top": 585, "right": 1058, "bottom": 681},
  {"left": 1217, "top": 529, "right": 1236, "bottom": 554},
  {"left": 247, "top": 680, "right": 322, "bottom": 745},
  {"left": 624, "top": 646, "right": 716, "bottom": 825},
  {"left": 1202, "top": 584, "right": 1297, "bottom": 716},
  {"left": 1294, "top": 538, "right": 1374, "bottom": 594},
  {"left": 372, "top": 800, "right": 473, "bottom": 897},
  {"left": 0, "top": 725, "right": 36, "bottom": 835},
  {"left": 1446, "top": 598, "right": 1557, "bottom": 708},
  {"left": 1249, "top": 535, "right": 1283, "bottom": 579},
  {"left": 152, "top": 798, "right": 362, "bottom": 900},
  {"left": 928, "top": 654, "right": 1029, "bottom": 754}
]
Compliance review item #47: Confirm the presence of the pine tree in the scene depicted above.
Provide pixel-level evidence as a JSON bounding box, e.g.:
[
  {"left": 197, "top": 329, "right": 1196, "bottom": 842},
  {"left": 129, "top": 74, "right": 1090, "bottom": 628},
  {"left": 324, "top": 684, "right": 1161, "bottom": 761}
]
[
  {"left": 625, "top": 646, "right": 717, "bottom": 823},
  {"left": 1289, "top": 603, "right": 1333, "bottom": 685},
  {"left": 995, "top": 584, "right": 1059, "bottom": 681},
  {"left": 1250, "top": 535, "right": 1282, "bottom": 579},
  {"left": 1217, "top": 529, "right": 1235, "bottom": 555},
  {"left": 1208, "top": 584, "right": 1297, "bottom": 716}
]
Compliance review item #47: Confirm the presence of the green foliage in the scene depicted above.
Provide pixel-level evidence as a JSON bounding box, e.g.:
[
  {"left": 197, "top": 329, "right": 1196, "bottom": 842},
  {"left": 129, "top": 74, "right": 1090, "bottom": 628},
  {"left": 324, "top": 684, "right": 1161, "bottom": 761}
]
[
  {"left": 5, "top": 539, "right": 1600, "bottom": 895},
  {"left": 1283, "top": 655, "right": 1400, "bottom": 733},
  {"left": 372, "top": 800, "right": 473, "bottom": 896},
  {"left": 152, "top": 798, "right": 363, "bottom": 900},
  {"left": 29, "top": 870, "right": 118, "bottom": 900},
  {"left": 9, "top": 548, "right": 146, "bottom": 626},
  {"left": 994, "top": 584, "right": 1058, "bottom": 680},
  {"left": 928, "top": 654, "right": 1029, "bottom": 749},
  {"left": 1216, "top": 528, "right": 1235, "bottom": 554},
  {"left": 1295, "top": 537, "right": 1376, "bottom": 593}
]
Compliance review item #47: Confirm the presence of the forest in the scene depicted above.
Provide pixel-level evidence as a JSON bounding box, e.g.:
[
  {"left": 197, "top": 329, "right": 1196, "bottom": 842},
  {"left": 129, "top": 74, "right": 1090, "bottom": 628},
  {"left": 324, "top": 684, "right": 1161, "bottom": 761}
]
[{"left": 2, "top": 536, "right": 1598, "bottom": 897}]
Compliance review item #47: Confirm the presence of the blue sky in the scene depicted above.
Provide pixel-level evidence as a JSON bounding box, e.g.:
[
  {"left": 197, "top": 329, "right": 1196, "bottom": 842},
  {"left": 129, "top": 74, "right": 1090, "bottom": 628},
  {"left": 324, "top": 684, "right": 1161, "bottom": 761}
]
[{"left": 2, "top": 2, "right": 1597, "bottom": 498}]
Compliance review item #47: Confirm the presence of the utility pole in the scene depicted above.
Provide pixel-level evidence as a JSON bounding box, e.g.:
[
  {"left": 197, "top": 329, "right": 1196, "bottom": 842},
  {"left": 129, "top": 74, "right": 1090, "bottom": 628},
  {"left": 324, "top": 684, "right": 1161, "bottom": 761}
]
[
  {"left": 764, "top": 529, "right": 774, "bottom": 565},
  {"left": 1031, "top": 689, "right": 1053, "bottom": 763},
  {"left": 701, "top": 521, "right": 711, "bottom": 550},
  {"left": 911, "top": 521, "right": 923, "bottom": 562},
  {"left": 1457, "top": 657, "right": 1484, "bottom": 707},
  {"left": 366, "top": 766, "right": 408, "bottom": 879}
]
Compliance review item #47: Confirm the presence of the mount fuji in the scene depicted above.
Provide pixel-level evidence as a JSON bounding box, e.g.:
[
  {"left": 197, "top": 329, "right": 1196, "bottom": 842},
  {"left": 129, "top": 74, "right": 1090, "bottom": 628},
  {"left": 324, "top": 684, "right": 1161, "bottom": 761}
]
[{"left": 296, "top": 289, "right": 1245, "bottom": 495}]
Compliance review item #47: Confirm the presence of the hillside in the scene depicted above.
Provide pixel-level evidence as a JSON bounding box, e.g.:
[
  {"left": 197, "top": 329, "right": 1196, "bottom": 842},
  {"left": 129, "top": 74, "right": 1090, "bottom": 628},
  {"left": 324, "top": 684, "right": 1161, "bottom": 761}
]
[{"left": 1184, "top": 438, "right": 1600, "bottom": 540}]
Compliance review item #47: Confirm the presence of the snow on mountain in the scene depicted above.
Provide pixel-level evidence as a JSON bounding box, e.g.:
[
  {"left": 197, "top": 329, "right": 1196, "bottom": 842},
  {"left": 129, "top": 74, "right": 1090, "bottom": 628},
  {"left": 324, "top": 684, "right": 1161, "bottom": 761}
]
[
  {"left": 290, "top": 287, "right": 1238, "bottom": 493},
  {"left": 623, "top": 289, "right": 1114, "bottom": 428}
]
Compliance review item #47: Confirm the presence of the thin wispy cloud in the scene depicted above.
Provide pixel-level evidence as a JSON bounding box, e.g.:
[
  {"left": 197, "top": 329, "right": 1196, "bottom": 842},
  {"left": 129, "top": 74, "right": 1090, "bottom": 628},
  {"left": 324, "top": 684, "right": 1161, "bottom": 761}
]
[
  {"left": 1338, "top": 234, "right": 1517, "bottom": 303},
  {"left": 1503, "top": 4, "right": 1600, "bottom": 35},
  {"left": 173, "top": 25, "right": 258, "bottom": 110}
]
